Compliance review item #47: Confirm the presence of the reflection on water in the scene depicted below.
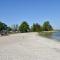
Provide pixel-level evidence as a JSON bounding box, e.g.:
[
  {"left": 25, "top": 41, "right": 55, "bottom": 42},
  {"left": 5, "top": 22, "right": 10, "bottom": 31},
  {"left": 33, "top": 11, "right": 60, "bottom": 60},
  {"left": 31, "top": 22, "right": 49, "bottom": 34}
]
[{"left": 39, "top": 31, "right": 60, "bottom": 41}]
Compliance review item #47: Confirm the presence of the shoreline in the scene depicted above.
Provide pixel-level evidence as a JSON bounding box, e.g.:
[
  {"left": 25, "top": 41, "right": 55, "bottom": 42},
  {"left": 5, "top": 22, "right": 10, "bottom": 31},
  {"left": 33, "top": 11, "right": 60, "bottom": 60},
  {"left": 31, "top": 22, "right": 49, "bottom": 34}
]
[{"left": 41, "top": 30, "right": 58, "bottom": 33}]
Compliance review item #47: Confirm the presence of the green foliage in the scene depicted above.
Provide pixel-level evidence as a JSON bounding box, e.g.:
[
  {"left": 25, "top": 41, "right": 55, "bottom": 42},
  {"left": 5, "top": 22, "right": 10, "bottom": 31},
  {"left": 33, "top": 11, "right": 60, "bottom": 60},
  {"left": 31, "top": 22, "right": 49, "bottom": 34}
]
[
  {"left": 0, "top": 22, "right": 7, "bottom": 31},
  {"left": 43, "top": 21, "right": 53, "bottom": 31},
  {"left": 7, "top": 27, "right": 12, "bottom": 31},
  {"left": 31, "top": 23, "right": 42, "bottom": 32},
  {"left": 19, "top": 21, "right": 30, "bottom": 33},
  {"left": 0, "top": 21, "right": 53, "bottom": 33}
]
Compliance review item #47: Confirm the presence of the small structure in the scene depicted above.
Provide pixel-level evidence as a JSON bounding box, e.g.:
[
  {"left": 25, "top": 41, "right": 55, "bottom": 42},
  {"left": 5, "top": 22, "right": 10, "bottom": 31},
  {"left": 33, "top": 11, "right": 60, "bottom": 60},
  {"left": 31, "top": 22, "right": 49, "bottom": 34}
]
[{"left": 0, "top": 30, "right": 8, "bottom": 36}]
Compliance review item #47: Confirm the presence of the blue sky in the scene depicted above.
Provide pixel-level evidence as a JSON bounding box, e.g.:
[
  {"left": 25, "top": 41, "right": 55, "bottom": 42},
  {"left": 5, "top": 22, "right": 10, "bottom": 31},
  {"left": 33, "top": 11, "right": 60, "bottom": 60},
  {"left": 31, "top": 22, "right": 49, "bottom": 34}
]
[{"left": 0, "top": 0, "right": 60, "bottom": 29}]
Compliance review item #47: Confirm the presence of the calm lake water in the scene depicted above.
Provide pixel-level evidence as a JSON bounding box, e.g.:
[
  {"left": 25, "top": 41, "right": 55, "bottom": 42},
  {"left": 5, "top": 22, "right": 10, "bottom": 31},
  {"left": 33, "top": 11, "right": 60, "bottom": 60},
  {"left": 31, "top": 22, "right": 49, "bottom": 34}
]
[{"left": 39, "top": 31, "right": 60, "bottom": 41}]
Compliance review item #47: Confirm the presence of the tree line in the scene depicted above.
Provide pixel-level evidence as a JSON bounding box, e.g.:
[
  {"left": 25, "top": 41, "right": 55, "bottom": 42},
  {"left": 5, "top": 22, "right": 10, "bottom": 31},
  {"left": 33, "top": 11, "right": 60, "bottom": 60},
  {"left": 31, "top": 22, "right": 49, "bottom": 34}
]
[{"left": 0, "top": 21, "right": 53, "bottom": 33}]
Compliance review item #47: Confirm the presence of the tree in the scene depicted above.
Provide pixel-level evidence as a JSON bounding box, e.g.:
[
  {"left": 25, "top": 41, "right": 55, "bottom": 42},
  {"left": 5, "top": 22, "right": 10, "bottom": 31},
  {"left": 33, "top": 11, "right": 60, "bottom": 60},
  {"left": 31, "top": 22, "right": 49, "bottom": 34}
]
[
  {"left": 0, "top": 22, "right": 7, "bottom": 31},
  {"left": 43, "top": 21, "right": 53, "bottom": 31},
  {"left": 19, "top": 21, "right": 30, "bottom": 33},
  {"left": 7, "top": 27, "right": 12, "bottom": 31},
  {"left": 31, "top": 23, "right": 42, "bottom": 32}
]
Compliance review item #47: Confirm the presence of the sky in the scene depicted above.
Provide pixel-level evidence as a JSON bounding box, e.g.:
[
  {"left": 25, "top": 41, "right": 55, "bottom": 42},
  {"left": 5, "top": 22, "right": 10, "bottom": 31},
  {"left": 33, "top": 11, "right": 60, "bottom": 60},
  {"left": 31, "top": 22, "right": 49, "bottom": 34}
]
[{"left": 0, "top": 0, "right": 60, "bottom": 29}]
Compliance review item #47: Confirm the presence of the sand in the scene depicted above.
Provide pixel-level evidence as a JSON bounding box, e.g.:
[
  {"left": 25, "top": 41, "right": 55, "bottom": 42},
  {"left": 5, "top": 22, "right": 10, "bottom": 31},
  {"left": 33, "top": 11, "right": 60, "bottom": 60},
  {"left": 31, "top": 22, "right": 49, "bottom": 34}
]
[{"left": 0, "top": 32, "right": 60, "bottom": 60}]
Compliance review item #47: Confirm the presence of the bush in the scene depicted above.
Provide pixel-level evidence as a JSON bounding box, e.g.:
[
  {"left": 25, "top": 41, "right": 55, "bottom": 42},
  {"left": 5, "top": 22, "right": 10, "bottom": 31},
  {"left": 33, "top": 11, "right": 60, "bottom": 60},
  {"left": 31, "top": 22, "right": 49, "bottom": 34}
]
[
  {"left": 31, "top": 23, "right": 42, "bottom": 32},
  {"left": 0, "top": 21, "right": 7, "bottom": 31}
]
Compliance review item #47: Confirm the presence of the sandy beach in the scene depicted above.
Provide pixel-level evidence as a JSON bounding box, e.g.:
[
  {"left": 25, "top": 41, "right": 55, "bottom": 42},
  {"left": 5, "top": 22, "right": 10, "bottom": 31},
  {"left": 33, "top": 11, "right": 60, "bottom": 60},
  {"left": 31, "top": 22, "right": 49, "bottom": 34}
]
[{"left": 0, "top": 32, "right": 60, "bottom": 60}]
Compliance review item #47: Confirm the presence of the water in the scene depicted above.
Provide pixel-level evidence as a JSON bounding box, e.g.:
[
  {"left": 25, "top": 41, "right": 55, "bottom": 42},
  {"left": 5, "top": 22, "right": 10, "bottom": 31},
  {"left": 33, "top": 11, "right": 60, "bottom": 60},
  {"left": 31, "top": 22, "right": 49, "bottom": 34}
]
[{"left": 39, "top": 31, "right": 60, "bottom": 41}]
